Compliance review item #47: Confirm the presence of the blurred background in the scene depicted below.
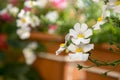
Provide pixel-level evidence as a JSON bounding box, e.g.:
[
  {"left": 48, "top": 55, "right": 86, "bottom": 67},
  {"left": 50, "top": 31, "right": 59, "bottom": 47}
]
[{"left": 0, "top": 0, "right": 120, "bottom": 80}]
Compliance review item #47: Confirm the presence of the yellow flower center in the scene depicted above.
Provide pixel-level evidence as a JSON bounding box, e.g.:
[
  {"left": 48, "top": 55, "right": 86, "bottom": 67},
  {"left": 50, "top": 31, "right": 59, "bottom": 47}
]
[
  {"left": 77, "top": 34, "right": 84, "bottom": 38},
  {"left": 76, "top": 48, "right": 83, "bottom": 52},
  {"left": 115, "top": 1, "right": 120, "bottom": 5},
  {"left": 21, "top": 18, "right": 26, "bottom": 23},
  {"left": 97, "top": 17, "right": 103, "bottom": 22},
  {"left": 65, "top": 49, "right": 69, "bottom": 53},
  {"left": 60, "top": 43, "right": 65, "bottom": 47}
]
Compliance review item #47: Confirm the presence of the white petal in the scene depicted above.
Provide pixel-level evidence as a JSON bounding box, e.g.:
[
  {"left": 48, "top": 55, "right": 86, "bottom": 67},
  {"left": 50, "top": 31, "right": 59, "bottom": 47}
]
[
  {"left": 69, "top": 29, "right": 77, "bottom": 38},
  {"left": 69, "top": 53, "right": 89, "bottom": 61},
  {"left": 80, "top": 23, "right": 88, "bottom": 33},
  {"left": 65, "top": 33, "right": 70, "bottom": 41},
  {"left": 18, "top": 9, "right": 25, "bottom": 18},
  {"left": 67, "top": 43, "right": 76, "bottom": 52},
  {"left": 71, "top": 38, "right": 81, "bottom": 45},
  {"left": 93, "top": 23, "right": 101, "bottom": 30},
  {"left": 56, "top": 47, "right": 65, "bottom": 55},
  {"left": 74, "top": 23, "right": 81, "bottom": 33},
  {"left": 84, "top": 29, "right": 93, "bottom": 38},
  {"left": 80, "top": 38, "right": 90, "bottom": 44},
  {"left": 23, "top": 48, "right": 36, "bottom": 65},
  {"left": 83, "top": 44, "right": 94, "bottom": 52}
]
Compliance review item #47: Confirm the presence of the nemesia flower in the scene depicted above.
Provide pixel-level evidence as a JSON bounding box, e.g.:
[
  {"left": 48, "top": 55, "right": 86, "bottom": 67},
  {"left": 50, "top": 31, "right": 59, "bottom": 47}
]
[
  {"left": 67, "top": 43, "right": 94, "bottom": 53},
  {"left": 36, "top": 0, "right": 48, "bottom": 8},
  {"left": 69, "top": 23, "right": 92, "bottom": 45},
  {"left": 107, "top": 0, "right": 120, "bottom": 8},
  {"left": 67, "top": 43, "right": 94, "bottom": 61},
  {"left": 17, "top": 9, "right": 30, "bottom": 18},
  {"left": 6, "top": 4, "right": 19, "bottom": 16},
  {"left": 0, "top": 4, "right": 19, "bottom": 22},
  {"left": 23, "top": 47, "right": 36, "bottom": 65},
  {"left": 24, "top": 0, "right": 37, "bottom": 8},
  {"left": 92, "top": 5, "right": 109, "bottom": 30},
  {"left": 17, "top": 10, "right": 31, "bottom": 28},
  {"left": 50, "top": 0, "right": 67, "bottom": 9},
  {"left": 30, "top": 15, "right": 40, "bottom": 27},
  {"left": 76, "top": 0, "right": 84, "bottom": 9},
  {"left": 17, "top": 27, "right": 31, "bottom": 40},
  {"left": 106, "top": 0, "right": 120, "bottom": 13},
  {"left": 16, "top": 16, "right": 31, "bottom": 28},
  {"left": 56, "top": 43, "right": 66, "bottom": 55},
  {"left": 45, "top": 11, "right": 59, "bottom": 23},
  {"left": 56, "top": 33, "right": 70, "bottom": 55}
]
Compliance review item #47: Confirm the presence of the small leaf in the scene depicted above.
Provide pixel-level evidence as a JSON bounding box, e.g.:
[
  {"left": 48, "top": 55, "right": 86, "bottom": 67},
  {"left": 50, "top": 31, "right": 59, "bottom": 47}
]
[{"left": 77, "top": 64, "right": 83, "bottom": 70}]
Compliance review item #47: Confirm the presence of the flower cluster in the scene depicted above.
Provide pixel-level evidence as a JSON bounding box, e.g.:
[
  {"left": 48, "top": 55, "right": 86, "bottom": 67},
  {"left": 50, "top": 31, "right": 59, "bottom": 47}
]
[
  {"left": 56, "top": 23, "right": 94, "bottom": 61},
  {"left": 56, "top": 0, "right": 120, "bottom": 62},
  {"left": 16, "top": 0, "right": 77, "bottom": 40}
]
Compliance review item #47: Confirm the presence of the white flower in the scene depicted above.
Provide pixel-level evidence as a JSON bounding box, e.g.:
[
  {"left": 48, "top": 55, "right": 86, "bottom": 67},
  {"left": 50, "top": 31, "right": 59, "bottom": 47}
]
[
  {"left": 45, "top": 11, "right": 59, "bottom": 23},
  {"left": 67, "top": 43, "right": 94, "bottom": 53},
  {"left": 18, "top": 9, "right": 25, "bottom": 18},
  {"left": 92, "top": 18, "right": 105, "bottom": 30},
  {"left": 112, "top": 5, "right": 120, "bottom": 13},
  {"left": 27, "top": 42, "right": 38, "bottom": 50},
  {"left": 67, "top": 43, "right": 94, "bottom": 61},
  {"left": 17, "top": 27, "right": 31, "bottom": 39},
  {"left": 23, "top": 48, "right": 36, "bottom": 65},
  {"left": 93, "top": 5, "right": 109, "bottom": 30},
  {"left": 56, "top": 43, "right": 66, "bottom": 55},
  {"left": 69, "top": 53, "right": 89, "bottom": 61},
  {"left": 36, "top": 0, "right": 48, "bottom": 8},
  {"left": 107, "top": 0, "right": 119, "bottom": 9},
  {"left": 7, "top": 4, "right": 19, "bottom": 16},
  {"left": 24, "top": 0, "right": 37, "bottom": 8},
  {"left": 107, "top": 0, "right": 120, "bottom": 13},
  {"left": 17, "top": 10, "right": 31, "bottom": 28},
  {"left": 76, "top": 0, "right": 84, "bottom": 9},
  {"left": 56, "top": 34, "right": 70, "bottom": 55},
  {"left": 17, "top": 16, "right": 31, "bottom": 28},
  {"left": 69, "top": 23, "right": 93, "bottom": 45},
  {"left": 30, "top": 15, "right": 40, "bottom": 27},
  {"left": 0, "top": 4, "right": 19, "bottom": 16}
]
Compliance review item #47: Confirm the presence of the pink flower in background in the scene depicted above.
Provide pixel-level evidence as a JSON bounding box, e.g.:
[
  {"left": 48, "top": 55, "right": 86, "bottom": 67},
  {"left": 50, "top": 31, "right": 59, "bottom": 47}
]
[
  {"left": 24, "top": 7, "right": 32, "bottom": 12},
  {"left": 48, "top": 25, "right": 57, "bottom": 34},
  {"left": 0, "top": 13, "right": 13, "bottom": 23},
  {"left": 50, "top": 0, "right": 67, "bottom": 9}
]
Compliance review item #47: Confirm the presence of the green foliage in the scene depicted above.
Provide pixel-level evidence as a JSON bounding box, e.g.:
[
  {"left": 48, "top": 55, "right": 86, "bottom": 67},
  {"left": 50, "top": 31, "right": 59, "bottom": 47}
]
[{"left": 91, "top": 16, "right": 120, "bottom": 44}]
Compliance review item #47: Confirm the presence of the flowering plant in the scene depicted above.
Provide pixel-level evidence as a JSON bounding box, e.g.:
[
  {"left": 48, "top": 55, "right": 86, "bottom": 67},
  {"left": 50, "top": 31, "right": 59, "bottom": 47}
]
[
  {"left": 56, "top": 0, "right": 120, "bottom": 74},
  {"left": 0, "top": 0, "right": 120, "bottom": 77}
]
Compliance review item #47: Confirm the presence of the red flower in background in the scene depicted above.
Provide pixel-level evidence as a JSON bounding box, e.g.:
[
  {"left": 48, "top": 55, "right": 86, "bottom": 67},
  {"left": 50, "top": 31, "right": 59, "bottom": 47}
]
[
  {"left": 51, "top": 0, "right": 67, "bottom": 9},
  {"left": 9, "top": 0, "right": 19, "bottom": 6},
  {"left": 0, "top": 34, "right": 8, "bottom": 50},
  {"left": 0, "top": 13, "right": 13, "bottom": 23}
]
